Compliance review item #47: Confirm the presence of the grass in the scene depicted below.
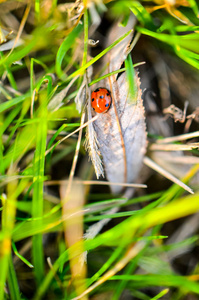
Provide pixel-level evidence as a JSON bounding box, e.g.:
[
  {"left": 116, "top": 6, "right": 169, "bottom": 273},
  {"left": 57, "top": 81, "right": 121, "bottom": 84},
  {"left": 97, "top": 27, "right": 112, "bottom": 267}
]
[{"left": 0, "top": 1, "right": 199, "bottom": 299}]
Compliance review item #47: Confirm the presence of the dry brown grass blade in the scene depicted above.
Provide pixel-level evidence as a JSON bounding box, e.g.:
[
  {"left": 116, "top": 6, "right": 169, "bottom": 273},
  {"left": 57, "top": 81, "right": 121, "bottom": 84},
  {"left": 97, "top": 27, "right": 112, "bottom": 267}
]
[
  {"left": 60, "top": 180, "right": 87, "bottom": 300},
  {"left": 156, "top": 131, "right": 199, "bottom": 144},
  {"left": 45, "top": 179, "right": 147, "bottom": 189},
  {"left": 5, "top": 3, "right": 31, "bottom": 58},
  {"left": 150, "top": 143, "right": 199, "bottom": 151},
  {"left": 59, "top": 112, "right": 87, "bottom": 299},
  {"left": 0, "top": 1, "right": 28, "bottom": 13},
  {"left": 144, "top": 156, "right": 194, "bottom": 194},
  {"left": 63, "top": 112, "right": 86, "bottom": 200}
]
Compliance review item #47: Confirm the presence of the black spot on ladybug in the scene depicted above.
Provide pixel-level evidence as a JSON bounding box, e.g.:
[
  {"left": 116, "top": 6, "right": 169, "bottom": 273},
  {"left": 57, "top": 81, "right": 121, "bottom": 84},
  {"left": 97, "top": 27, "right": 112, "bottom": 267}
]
[
  {"left": 92, "top": 98, "right": 95, "bottom": 102},
  {"left": 105, "top": 103, "right": 109, "bottom": 107},
  {"left": 99, "top": 95, "right": 104, "bottom": 99},
  {"left": 95, "top": 88, "right": 100, "bottom": 92},
  {"left": 106, "top": 93, "right": 110, "bottom": 96},
  {"left": 93, "top": 107, "right": 95, "bottom": 110}
]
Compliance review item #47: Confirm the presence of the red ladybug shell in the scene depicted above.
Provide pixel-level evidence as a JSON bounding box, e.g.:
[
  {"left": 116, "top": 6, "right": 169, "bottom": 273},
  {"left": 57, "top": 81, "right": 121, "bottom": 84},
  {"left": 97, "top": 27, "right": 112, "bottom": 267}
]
[{"left": 91, "top": 88, "right": 112, "bottom": 113}]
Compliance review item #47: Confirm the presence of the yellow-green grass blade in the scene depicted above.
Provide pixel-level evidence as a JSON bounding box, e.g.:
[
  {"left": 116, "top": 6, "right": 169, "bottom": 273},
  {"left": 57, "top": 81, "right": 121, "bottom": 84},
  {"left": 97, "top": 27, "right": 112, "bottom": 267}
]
[{"left": 32, "top": 100, "right": 48, "bottom": 286}]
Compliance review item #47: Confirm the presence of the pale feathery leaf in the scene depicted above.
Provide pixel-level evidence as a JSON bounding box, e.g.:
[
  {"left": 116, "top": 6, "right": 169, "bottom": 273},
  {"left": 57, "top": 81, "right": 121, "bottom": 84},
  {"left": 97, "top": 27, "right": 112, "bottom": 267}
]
[{"left": 86, "top": 15, "right": 147, "bottom": 190}]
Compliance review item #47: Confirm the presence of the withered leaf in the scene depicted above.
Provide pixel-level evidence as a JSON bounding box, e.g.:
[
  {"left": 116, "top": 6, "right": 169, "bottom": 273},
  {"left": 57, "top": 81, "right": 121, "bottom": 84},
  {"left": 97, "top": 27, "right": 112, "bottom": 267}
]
[
  {"left": 87, "top": 17, "right": 147, "bottom": 194},
  {"left": 92, "top": 73, "right": 147, "bottom": 194}
]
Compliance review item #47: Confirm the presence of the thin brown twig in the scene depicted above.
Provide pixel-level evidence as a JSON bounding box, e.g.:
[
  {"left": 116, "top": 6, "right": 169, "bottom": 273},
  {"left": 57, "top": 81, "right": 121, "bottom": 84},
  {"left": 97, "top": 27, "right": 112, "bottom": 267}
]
[
  {"left": 5, "top": 3, "right": 31, "bottom": 59},
  {"left": 44, "top": 179, "right": 147, "bottom": 188},
  {"left": 63, "top": 112, "right": 86, "bottom": 201},
  {"left": 45, "top": 115, "right": 98, "bottom": 156},
  {"left": 156, "top": 131, "right": 199, "bottom": 144}
]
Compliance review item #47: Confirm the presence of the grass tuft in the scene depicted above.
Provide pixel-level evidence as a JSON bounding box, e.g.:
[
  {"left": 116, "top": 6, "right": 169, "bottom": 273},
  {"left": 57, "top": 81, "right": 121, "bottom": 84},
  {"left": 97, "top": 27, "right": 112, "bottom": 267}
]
[{"left": 0, "top": 1, "right": 199, "bottom": 299}]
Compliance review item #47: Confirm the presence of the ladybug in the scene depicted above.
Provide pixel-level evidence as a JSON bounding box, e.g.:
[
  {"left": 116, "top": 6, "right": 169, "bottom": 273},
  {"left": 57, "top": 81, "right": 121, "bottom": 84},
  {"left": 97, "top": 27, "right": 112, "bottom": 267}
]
[{"left": 91, "top": 87, "right": 112, "bottom": 113}]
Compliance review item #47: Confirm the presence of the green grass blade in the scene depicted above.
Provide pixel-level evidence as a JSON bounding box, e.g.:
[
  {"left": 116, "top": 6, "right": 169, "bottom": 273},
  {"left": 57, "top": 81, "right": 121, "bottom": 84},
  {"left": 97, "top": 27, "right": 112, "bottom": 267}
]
[
  {"left": 7, "top": 257, "right": 21, "bottom": 300},
  {"left": 0, "top": 93, "right": 30, "bottom": 113},
  {"left": 111, "top": 274, "right": 199, "bottom": 294},
  {"left": 3, "top": 124, "right": 35, "bottom": 170},
  {"left": 0, "top": 138, "right": 4, "bottom": 175},
  {"left": 137, "top": 26, "right": 199, "bottom": 53},
  {"left": 0, "top": 105, "right": 21, "bottom": 134},
  {"left": 33, "top": 249, "right": 69, "bottom": 300},
  {"left": 88, "top": 246, "right": 124, "bottom": 287},
  {"left": 12, "top": 242, "right": 34, "bottom": 268},
  {"left": 85, "top": 210, "right": 138, "bottom": 222},
  {"left": 0, "top": 180, "right": 18, "bottom": 298},
  {"left": 89, "top": 68, "right": 126, "bottom": 86},
  {"left": 125, "top": 54, "right": 137, "bottom": 100},
  {"left": 65, "top": 29, "right": 133, "bottom": 82},
  {"left": 32, "top": 102, "right": 48, "bottom": 285},
  {"left": 12, "top": 208, "right": 62, "bottom": 242},
  {"left": 0, "top": 39, "right": 36, "bottom": 69},
  {"left": 30, "top": 58, "right": 48, "bottom": 97},
  {"left": 130, "top": 1, "right": 154, "bottom": 28},
  {"left": 5, "top": 65, "right": 18, "bottom": 90},
  {"left": 150, "top": 289, "right": 169, "bottom": 300},
  {"left": 174, "top": 46, "right": 199, "bottom": 69},
  {"left": 187, "top": 0, "right": 199, "bottom": 17},
  {"left": 55, "top": 23, "right": 83, "bottom": 79},
  {"left": 35, "top": 0, "right": 40, "bottom": 21}
]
